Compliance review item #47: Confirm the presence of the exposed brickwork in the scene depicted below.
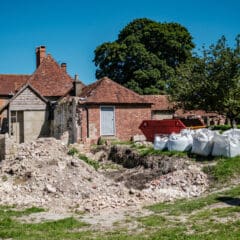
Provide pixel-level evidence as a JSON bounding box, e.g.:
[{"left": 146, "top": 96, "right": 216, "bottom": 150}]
[
  {"left": 143, "top": 95, "right": 173, "bottom": 111},
  {"left": 80, "top": 104, "right": 151, "bottom": 143}
]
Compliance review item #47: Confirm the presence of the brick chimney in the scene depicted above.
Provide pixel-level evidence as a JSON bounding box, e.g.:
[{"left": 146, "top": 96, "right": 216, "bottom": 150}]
[
  {"left": 36, "top": 46, "right": 46, "bottom": 68},
  {"left": 61, "top": 63, "right": 67, "bottom": 72},
  {"left": 74, "top": 74, "right": 84, "bottom": 96}
]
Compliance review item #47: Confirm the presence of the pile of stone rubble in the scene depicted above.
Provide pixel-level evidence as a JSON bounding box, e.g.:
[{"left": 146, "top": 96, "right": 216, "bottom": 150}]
[{"left": 0, "top": 138, "right": 208, "bottom": 213}]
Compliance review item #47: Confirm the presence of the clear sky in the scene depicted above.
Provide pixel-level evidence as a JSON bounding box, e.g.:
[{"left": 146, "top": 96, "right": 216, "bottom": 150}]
[{"left": 0, "top": 0, "right": 239, "bottom": 84}]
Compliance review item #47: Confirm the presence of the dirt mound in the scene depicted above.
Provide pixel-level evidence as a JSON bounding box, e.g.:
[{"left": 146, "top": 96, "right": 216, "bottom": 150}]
[
  {"left": 0, "top": 139, "right": 209, "bottom": 213},
  {"left": 0, "top": 138, "right": 136, "bottom": 213}
]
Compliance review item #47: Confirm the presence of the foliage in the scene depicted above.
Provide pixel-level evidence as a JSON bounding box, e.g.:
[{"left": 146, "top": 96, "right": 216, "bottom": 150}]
[
  {"left": 67, "top": 147, "right": 79, "bottom": 156},
  {"left": 94, "top": 18, "right": 195, "bottom": 94},
  {"left": 170, "top": 35, "right": 240, "bottom": 125},
  {"left": 211, "top": 124, "right": 240, "bottom": 131},
  {"left": 68, "top": 148, "right": 100, "bottom": 170}
]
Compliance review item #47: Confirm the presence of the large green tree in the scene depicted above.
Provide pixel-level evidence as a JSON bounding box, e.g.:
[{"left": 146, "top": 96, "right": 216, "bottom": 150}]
[
  {"left": 169, "top": 35, "right": 240, "bottom": 125},
  {"left": 93, "top": 18, "right": 195, "bottom": 94}
]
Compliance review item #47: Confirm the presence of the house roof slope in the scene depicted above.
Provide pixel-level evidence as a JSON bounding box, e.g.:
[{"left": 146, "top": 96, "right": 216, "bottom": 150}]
[
  {"left": 0, "top": 75, "right": 30, "bottom": 95},
  {"left": 143, "top": 95, "right": 174, "bottom": 111},
  {"left": 79, "top": 77, "right": 151, "bottom": 104},
  {"left": 29, "top": 55, "right": 73, "bottom": 97}
]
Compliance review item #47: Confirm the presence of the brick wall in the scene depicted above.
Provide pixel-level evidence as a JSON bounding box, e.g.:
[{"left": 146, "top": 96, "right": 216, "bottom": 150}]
[
  {"left": 81, "top": 104, "right": 151, "bottom": 143},
  {"left": 115, "top": 105, "right": 151, "bottom": 141}
]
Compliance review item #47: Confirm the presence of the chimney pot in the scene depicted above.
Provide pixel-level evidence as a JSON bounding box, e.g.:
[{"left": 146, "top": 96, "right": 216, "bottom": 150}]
[
  {"left": 36, "top": 46, "right": 46, "bottom": 68},
  {"left": 61, "top": 63, "right": 67, "bottom": 72}
]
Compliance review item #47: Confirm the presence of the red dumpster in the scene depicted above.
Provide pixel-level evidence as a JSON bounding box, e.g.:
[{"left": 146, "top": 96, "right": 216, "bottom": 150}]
[{"left": 139, "top": 119, "right": 205, "bottom": 142}]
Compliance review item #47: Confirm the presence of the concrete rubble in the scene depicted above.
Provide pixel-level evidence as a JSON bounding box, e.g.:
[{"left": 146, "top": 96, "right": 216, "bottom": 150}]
[{"left": 0, "top": 138, "right": 209, "bottom": 213}]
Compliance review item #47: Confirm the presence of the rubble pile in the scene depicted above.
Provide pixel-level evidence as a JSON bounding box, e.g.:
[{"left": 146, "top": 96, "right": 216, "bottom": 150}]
[
  {"left": 0, "top": 138, "right": 209, "bottom": 213},
  {"left": 0, "top": 138, "right": 137, "bottom": 212},
  {"left": 145, "top": 165, "right": 208, "bottom": 199}
]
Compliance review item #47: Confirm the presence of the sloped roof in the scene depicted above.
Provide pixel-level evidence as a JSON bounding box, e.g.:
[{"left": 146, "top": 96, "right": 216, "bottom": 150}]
[
  {"left": 175, "top": 109, "right": 219, "bottom": 117},
  {"left": 0, "top": 75, "right": 30, "bottom": 95},
  {"left": 79, "top": 77, "right": 151, "bottom": 105},
  {"left": 0, "top": 83, "right": 49, "bottom": 113},
  {"left": 28, "top": 55, "right": 73, "bottom": 97},
  {"left": 143, "top": 95, "right": 174, "bottom": 111}
]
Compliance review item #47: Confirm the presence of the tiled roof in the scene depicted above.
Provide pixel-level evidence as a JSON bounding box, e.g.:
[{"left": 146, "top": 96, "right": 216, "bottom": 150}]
[
  {"left": 29, "top": 55, "right": 73, "bottom": 97},
  {"left": 79, "top": 77, "right": 151, "bottom": 104},
  {"left": 175, "top": 109, "right": 219, "bottom": 117},
  {"left": 143, "top": 95, "right": 174, "bottom": 111},
  {"left": 0, "top": 75, "right": 30, "bottom": 95},
  {"left": 0, "top": 54, "right": 73, "bottom": 97}
]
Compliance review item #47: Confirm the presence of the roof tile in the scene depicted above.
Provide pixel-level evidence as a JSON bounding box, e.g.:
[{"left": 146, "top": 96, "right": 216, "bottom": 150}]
[
  {"left": 79, "top": 77, "right": 151, "bottom": 104},
  {"left": 143, "top": 95, "right": 174, "bottom": 111}
]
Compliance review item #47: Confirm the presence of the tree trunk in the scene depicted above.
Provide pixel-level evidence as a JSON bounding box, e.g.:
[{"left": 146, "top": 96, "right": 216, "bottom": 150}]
[{"left": 230, "top": 118, "right": 237, "bottom": 128}]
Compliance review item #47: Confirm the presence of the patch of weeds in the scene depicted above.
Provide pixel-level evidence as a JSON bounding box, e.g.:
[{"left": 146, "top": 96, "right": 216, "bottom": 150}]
[
  {"left": 203, "top": 156, "right": 240, "bottom": 183},
  {"left": 100, "top": 162, "right": 122, "bottom": 170},
  {"left": 68, "top": 147, "right": 79, "bottom": 156},
  {"left": 78, "top": 154, "right": 100, "bottom": 170},
  {"left": 136, "top": 147, "right": 188, "bottom": 157}
]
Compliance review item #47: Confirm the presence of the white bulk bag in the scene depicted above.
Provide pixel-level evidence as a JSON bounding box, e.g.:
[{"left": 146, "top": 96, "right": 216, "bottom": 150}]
[
  {"left": 154, "top": 135, "right": 168, "bottom": 150},
  {"left": 167, "top": 133, "right": 193, "bottom": 152},
  {"left": 191, "top": 129, "right": 214, "bottom": 156},
  {"left": 223, "top": 129, "right": 240, "bottom": 139},
  {"left": 212, "top": 133, "right": 240, "bottom": 157}
]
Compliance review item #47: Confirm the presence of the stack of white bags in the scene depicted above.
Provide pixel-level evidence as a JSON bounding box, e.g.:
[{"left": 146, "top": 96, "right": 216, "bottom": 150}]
[{"left": 154, "top": 128, "right": 240, "bottom": 158}]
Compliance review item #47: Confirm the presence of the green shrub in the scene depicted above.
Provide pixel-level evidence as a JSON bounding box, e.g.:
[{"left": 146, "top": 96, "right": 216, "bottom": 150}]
[{"left": 211, "top": 125, "right": 240, "bottom": 132}]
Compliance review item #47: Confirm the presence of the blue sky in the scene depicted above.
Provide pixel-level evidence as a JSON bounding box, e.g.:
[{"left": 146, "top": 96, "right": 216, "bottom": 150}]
[{"left": 0, "top": 0, "right": 239, "bottom": 84}]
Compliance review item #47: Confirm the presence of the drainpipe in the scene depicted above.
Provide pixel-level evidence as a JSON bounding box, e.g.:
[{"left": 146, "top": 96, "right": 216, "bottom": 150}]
[
  {"left": 8, "top": 106, "right": 11, "bottom": 136},
  {"left": 85, "top": 106, "right": 89, "bottom": 138}
]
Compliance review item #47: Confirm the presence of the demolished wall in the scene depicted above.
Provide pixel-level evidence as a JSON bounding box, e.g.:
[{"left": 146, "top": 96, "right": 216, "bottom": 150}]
[{"left": 53, "top": 97, "right": 81, "bottom": 144}]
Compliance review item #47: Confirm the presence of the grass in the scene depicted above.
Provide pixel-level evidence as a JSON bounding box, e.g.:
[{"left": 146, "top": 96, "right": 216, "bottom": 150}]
[
  {"left": 203, "top": 155, "right": 240, "bottom": 183},
  {"left": 1, "top": 186, "right": 240, "bottom": 239},
  {"left": 68, "top": 147, "right": 100, "bottom": 170},
  {"left": 147, "top": 185, "right": 240, "bottom": 215},
  {"left": 131, "top": 144, "right": 188, "bottom": 157}
]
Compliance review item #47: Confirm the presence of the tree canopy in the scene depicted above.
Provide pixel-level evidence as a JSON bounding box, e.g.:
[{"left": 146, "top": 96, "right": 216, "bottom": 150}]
[
  {"left": 169, "top": 35, "right": 240, "bottom": 125},
  {"left": 93, "top": 18, "right": 195, "bottom": 94}
]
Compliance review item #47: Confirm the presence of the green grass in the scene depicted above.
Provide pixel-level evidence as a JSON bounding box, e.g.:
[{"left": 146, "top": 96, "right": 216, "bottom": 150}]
[
  {"left": 78, "top": 153, "right": 100, "bottom": 170},
  {"left": 68, "top": 147, "right": 100, "bottom": 170},
  {"left": 131, "top": 145, "right": 188, "bottom": 157},
  {"left": 147, "top": 185, "right": 240, "bottom": 215},
  {"left": 1, "top": 184, "right": 240, "bottom": 239},
  {"left": 203, "top": 156, "right": 240, "bottom": 183},
  {"left": 0, "top": 206, "right": 45, "bottom": 218}
]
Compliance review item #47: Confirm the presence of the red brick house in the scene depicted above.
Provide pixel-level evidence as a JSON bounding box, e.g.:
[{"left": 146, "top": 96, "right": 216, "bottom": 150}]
[
  {"left": 144, "top": 95, "right": 174, "bottom": 120},
  {"left": 0, "top": 46, "right": 74, "bottom": 142},
  {"left": 144, "top": 95, "right": 226, "bottom": 125},
  {"left": 53, "top": 77, "right": 152, "bottom": 144}
]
